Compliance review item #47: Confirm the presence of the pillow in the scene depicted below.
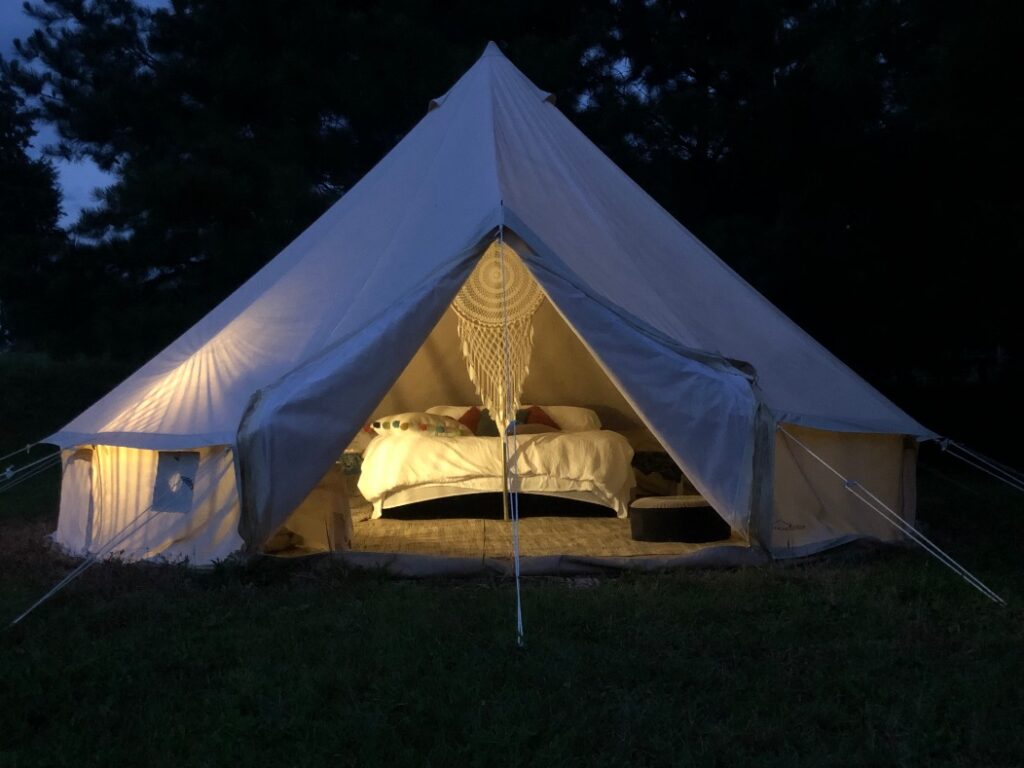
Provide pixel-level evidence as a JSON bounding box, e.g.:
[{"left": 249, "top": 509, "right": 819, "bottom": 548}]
[
  {"left": 344, "top": 428, "right": 375, "bottom": 454},
  {"left": 523, "top": 405, "right": 559, "bottom": 429},
  {"left": 469, "top": 406, "right": 562, "bottom": 436},
  {"left": 369, "top": 411, "right": 471, "bottom": 436},
  {"left": 426, "top": 405, "right": 475, "bottom": 420},
  {"left": 426, "top": 406, "right": 536, "bottom": 437},
  {"left": 456, "top": 405, "right": 482, "bottom": 435},
  {"left": 512, "top": 423, "right": 560, "bottom": 435},
  {"left": 531, "top": 406, "right": 600, "bottom": 432},
  {"left": 424, "top": 405, "right": 489, "bottom": 435},
  {"left": 426, "top": 405, "right": 516, "bottom": 437},
  {"left": 428, "top": 405, "right": 579, "bottom": 434},
  {"left": 474, "top": 408, "right": 501, "bottom": 437}
]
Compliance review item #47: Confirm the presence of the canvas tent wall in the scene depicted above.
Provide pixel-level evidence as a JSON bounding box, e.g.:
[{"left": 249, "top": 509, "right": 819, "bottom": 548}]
[{"left": 45, "top": 43, "right": 935, "bottom": 566}]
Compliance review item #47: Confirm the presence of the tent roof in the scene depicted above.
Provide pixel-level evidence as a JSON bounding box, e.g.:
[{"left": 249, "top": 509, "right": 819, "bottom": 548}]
[{"left": 47, "top": 42, "right": 932, "bottom": 451}]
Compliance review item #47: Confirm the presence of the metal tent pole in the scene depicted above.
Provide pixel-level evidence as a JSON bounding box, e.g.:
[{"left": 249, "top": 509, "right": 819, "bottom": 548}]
[{"left": 502, "top": 437, "right": 510, "bottom": 522}]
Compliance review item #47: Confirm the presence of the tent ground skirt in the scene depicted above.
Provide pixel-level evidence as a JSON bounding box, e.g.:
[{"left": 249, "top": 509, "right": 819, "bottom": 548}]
[
  {"left": 352, "top": 515, "right": 752, "bottom": 557},
  {"left": 278, "top": 516, "right": 762, "bottom": 576}
]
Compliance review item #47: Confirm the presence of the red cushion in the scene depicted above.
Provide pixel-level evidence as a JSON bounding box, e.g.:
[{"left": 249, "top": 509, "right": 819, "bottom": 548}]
[
  {"left": 458, "top": 406, "right": 482, "bottom": 434},
  {"left": 525, "top": 405, "right": 559, "bottom": 430}
]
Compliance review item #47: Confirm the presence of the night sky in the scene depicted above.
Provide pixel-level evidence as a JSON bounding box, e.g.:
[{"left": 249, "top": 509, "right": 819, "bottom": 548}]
[{"left": 1, "top": 0, "right": 167, "bottom": 227}]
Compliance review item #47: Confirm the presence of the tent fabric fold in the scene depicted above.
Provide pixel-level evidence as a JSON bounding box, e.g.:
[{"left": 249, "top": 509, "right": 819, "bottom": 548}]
[{"left": 235, "top": 244, "right": 488, "bottom": 549}]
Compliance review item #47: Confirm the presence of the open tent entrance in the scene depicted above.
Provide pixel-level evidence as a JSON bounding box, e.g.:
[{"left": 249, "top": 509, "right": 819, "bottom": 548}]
[{"left": 267, "top": 233, "right": 748, "bottom": 563}]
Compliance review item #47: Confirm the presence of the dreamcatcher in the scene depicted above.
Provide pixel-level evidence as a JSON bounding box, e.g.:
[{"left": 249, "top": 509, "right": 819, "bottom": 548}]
[{"left": 452, "top": 239, "right": 543, "bottom": 431}]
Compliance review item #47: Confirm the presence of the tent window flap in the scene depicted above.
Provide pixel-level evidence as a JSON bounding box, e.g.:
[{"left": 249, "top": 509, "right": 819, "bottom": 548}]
[{"left": 152, "top": 451, "right": 199, "bottom": 513}]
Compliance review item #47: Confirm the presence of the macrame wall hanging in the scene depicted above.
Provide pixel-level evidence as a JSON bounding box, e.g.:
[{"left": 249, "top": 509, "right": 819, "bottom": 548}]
[{"left": 452, "top": 240, "right": 543, "bottom": 429}]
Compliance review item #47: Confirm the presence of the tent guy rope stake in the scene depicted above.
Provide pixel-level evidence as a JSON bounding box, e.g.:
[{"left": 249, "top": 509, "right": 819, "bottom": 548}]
[{"left": 779, "top": 427, "right": 1006, "bottom": 606}]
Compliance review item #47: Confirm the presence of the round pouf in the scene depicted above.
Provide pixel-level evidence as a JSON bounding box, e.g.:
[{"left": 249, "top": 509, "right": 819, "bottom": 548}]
[{"left": 629, "top": 495, "right": 732, "bottom": 543}]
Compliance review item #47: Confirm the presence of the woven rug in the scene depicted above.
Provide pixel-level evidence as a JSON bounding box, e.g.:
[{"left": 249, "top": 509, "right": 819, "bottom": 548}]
[{"left": 351, "top": 516, "right": 746, "bottom": 559}]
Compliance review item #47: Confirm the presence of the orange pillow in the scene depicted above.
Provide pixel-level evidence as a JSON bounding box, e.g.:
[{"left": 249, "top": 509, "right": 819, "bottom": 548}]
[
  {"left": 458, "top": 406, "right": 482, "bottom": 434},
  {"left": 457, "top": 406, "right": 560, "bottom": 435},
  {"left": 525, "top": 405, "right": 560, "bottom": 430}
]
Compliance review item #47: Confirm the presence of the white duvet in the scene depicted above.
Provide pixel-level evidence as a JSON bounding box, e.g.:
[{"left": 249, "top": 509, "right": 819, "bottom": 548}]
[{"left": 357, "top": 430, "right": 636, "bottom": 517}]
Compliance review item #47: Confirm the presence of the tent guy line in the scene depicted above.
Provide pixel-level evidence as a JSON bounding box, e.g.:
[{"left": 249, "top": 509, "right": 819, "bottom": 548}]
[
  {"left": 842, "top": 484, "right": 1005, "bottom": 605},
  {"left": 778, "top": 427, "right": 1006, "bottom": 606},
  {"left": 939, "top": 440, "right": 1024, "bottom": 494},
  {"left": 0, "top": 442, "right": 40, "bottom": 465},
  {"left": 497, "top": 223, "right": 526, "bottom": 648},
  {"left": 2, "top": 447, "right": 60, "bottom": 478},
  {"left": 0, "top": 450, "right": 61, "bottom": 495},
  {"left": 8, "top": 473, "right": 192, "bottom": 628}
]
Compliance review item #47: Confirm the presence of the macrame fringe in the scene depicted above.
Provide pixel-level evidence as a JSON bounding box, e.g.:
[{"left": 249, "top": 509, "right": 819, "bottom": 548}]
[
  {"left": 452, "top": 243, "right": 543, "bottom": 428},
  {"left": 457, "top": 319, "right": 535, "bottom": 427}
]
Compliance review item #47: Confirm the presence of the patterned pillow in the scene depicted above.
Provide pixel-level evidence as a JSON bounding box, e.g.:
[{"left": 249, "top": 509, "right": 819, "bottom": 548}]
[{"left": 369, "top": 412, "right": 471, "bottom": 436}]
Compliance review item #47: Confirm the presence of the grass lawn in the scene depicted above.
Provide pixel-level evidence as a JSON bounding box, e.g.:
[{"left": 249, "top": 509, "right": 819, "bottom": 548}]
[{"left": 1, "top": 355, "right": 1022, "bottom": 767}]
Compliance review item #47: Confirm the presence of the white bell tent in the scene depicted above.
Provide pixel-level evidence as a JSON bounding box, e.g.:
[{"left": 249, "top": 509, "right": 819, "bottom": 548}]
[{"left": 45, "top": 43, "right": 935, "bottom": 567}]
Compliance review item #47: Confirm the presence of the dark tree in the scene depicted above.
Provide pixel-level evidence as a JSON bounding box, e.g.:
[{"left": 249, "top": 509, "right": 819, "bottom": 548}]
[
  {"left": 7, "top": 0, "right": 609, "bottom": 358},
  {"left": 0, "top": 57, "right": 64, "bottom": 349},
  {"left": 571, "top": 0, "right": 1024, "bottom": 451},
  {"left": 5, "top": 0, "right": 1023, "bottom": 451}
]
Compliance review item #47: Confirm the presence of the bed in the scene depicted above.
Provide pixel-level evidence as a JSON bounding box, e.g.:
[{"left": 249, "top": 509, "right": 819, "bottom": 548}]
[{"left": 356, "top": 406, "right": 636, "bottom": 519}]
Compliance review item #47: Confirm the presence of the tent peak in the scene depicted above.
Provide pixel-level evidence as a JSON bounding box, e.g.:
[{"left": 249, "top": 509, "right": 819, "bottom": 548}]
[
  {"left": 481, "top": 41, "right": 505, "bottom": 58},
  {"left": 428, "top": 42, "right": 553, "bottom": 112}
]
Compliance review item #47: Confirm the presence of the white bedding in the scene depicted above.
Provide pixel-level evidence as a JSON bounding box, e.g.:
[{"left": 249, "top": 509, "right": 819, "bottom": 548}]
[{"left": 357, "top": 430, "right": 636, "bottom": 518}]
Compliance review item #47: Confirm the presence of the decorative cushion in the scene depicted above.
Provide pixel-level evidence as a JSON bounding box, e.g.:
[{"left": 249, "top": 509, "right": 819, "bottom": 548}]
[
  {"left": 523, "top": 405, "right": 559, "bottom": 429},
  {"left": 474, "top": 408, "right": 502, "bottom": 436},
  {"left": 369, "top": 412, "right": 471, "bottom": 437},
  {"left": 426, "top": 405, "right": 474, "bottom": 420},
  {"left": 428, "top": 405, "right": 594, "bottom": 431},
  {"left": 471, "top": 407, "right": 554, "bottom": 436},
  {"left": 425, "top": 405, "right": 507, "bottom": 436},
  {"left": 424, "top": 405, "right": 600, "bottom": 437},
  {"left": 457, "top": 405, "right": 483, "bottom": 434}
]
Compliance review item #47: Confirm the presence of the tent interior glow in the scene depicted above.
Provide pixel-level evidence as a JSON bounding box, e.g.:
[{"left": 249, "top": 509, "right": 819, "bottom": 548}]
[{"left": 43, "top": 43, "right": 934, "bottom": 572}]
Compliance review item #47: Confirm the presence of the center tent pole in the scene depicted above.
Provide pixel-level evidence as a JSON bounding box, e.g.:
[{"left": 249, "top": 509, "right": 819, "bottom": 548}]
[{"left": 502, "top": 436, "right": 510, "bottom": 522}]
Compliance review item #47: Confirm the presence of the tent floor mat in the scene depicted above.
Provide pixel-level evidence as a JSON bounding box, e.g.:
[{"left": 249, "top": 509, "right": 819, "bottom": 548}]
[{"left": 339, "top": 516, "right": 765, "bottom": 576}]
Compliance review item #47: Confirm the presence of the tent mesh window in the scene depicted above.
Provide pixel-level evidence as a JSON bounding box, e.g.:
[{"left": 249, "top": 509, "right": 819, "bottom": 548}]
[{"left": 152, "top": 451, "right": 199, "bottom": 513}]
